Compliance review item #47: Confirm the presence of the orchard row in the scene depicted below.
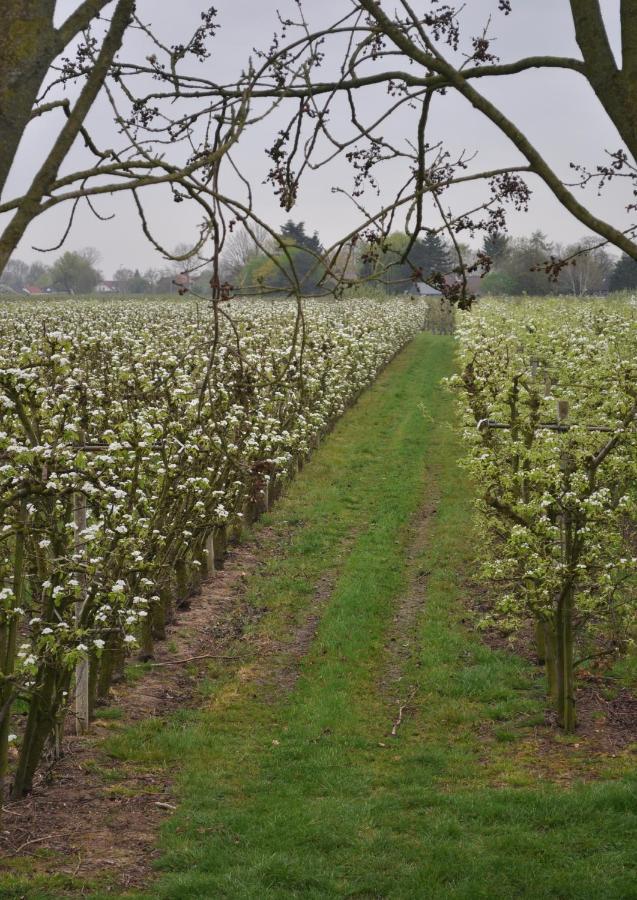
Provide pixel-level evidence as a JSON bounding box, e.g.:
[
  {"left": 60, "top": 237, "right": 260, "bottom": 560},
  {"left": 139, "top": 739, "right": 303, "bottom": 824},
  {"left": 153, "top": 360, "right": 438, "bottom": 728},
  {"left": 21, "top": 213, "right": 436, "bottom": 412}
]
[
  {"left": 452, "top": 298, "right": 637, "bottom": 731},
  {"left": 0, "top": 296, "right": 428, "bottom": 798}
]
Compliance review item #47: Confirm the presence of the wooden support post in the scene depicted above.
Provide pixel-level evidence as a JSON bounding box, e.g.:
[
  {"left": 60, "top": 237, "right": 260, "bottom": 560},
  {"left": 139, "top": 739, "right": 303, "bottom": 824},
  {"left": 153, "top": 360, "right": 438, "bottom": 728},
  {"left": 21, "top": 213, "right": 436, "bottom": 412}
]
[
  {"left": 74, "top": 493, "right": 90, "bottom": 735},
  {"left": 96, "top": 646, "right": 115, "bottom": 700},
  {"left": 556, "top": 399, "right": 569, "bottom": 424},
  {"left": 139, "top": 610, "right": 155, "bottom": 661},
  {"left": 543, "top": 373, "right": 552, "bottom": 398},
  {"left": 205, "top": 531, "right": 215, "bottom": 576},
  {"left": 255, "top": 480, "right": 268, "bottom": 517},
  {"left": 213, "top": 525, "right": 227, "bottom": 569}
]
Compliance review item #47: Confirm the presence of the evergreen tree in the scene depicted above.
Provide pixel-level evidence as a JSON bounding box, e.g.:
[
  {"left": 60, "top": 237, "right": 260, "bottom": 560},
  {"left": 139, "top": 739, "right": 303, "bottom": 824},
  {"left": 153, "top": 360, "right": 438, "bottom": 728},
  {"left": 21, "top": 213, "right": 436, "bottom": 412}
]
[
  {"left": 482, "top": 230, "right": 509, "bottom": 264},
  {"left": 280, "top": 220, "right": 323, "bottom": 254},
  {"left": 239, "top": 220, "right": 326, "bottom": 294},
  {"left": 380, "top": 231, "right": 452, "bottom": 292},
  {"left": 609, "top": 254, "right": 637, "bottom": 291},
  {"left": 409, "top": 231, "right": 452, "bottom": 276}
]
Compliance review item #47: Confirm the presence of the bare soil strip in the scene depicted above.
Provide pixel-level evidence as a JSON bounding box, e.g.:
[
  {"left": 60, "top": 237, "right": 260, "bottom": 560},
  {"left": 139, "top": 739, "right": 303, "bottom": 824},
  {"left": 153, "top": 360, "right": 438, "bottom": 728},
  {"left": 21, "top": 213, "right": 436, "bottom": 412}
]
[{"left": 473, "top": 585, "right": 637, "bottom": 763}]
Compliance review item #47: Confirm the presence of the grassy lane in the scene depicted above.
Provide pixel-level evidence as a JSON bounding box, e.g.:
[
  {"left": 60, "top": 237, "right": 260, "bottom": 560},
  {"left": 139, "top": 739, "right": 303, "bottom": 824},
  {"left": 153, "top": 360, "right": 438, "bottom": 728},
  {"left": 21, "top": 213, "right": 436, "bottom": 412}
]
[{"left": 106, "top": 332, "right": 457, "bottom": 898}]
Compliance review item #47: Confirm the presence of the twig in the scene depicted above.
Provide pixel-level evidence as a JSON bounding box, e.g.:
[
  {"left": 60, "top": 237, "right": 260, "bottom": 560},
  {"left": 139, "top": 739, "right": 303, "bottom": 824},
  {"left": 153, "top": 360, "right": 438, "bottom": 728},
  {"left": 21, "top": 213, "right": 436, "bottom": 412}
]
[
  {"left": 574, "top": 648, "right": 619, "bottom": 668},
  {"left": 154, "top": 801, "right": 177, "bottom": 810},
  {"left": 391, "top": 688, "right": 417, "bottom": 736},
  {"left": 7, "top": 834, "right": 55, "bottom": 856},
  {"left": 146, "top": 653, "right": 243, "bottom": 667}
]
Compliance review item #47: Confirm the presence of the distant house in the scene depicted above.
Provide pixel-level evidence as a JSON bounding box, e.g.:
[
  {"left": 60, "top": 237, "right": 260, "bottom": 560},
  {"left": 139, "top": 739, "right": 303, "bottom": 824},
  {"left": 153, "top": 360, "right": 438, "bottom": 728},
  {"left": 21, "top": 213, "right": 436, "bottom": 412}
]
[
  {"left": 95, "top": 281, "right": 119, "bottom": 293},
  {"left": 22, "top": 284, "right": 43, "bottom": 295},
  {"left": 413, "top": 282, "right": 443, "bottom": 297},
  {"left": 411, "top": 274, "right": 483, "bottom": 299}
]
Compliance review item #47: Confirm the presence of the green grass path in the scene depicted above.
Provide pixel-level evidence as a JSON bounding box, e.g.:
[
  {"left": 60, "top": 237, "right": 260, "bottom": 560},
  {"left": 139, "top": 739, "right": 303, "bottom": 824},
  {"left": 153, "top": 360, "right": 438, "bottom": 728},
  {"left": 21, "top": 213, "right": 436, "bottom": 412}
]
[{"left": 5, "top": 333, "right": 637, "bottom": 899}]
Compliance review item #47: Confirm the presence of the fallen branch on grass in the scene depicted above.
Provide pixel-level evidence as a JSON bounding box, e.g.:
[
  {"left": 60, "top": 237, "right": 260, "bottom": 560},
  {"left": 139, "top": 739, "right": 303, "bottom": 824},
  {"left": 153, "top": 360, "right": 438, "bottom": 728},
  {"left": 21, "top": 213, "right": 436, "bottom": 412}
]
[
  {"left": 145, "top": 653, "right": 244, "bottom": 667},
  {"left": 391, "top": 688, "right": 417, "bottom": 736}
]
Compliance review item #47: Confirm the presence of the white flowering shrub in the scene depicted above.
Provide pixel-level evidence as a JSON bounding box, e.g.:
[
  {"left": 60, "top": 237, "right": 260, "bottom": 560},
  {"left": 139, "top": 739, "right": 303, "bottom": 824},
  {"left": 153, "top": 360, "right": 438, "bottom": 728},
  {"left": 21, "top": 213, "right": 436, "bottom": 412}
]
[
  {"left": 0, "top": 295, "right": 428, "bottom": 795},
  {"left": 451, "top": 299, "right": 637, "bottom": 732}
]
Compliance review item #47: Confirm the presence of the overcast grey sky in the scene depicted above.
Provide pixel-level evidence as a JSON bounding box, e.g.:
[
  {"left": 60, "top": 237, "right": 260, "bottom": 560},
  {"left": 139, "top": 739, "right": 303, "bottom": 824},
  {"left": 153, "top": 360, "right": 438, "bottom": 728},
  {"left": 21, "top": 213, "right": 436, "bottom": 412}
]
[{"left": 4, "top": 0, "right": 631, "bottom": 277}]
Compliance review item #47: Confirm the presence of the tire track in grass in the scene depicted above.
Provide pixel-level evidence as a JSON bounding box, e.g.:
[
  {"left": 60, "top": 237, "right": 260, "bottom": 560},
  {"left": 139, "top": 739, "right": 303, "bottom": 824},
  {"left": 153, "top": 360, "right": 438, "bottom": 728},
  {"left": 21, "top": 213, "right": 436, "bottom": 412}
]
[{"left": 380, "top": 483, "right": 440, "bottom": 739}]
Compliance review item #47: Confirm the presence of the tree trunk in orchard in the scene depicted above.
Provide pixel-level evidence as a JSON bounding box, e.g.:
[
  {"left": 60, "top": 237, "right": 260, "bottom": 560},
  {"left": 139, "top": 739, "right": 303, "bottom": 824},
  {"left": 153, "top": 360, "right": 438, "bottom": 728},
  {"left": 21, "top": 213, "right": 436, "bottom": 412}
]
[
  {"left": 555, "top": 587, "right": 576, "bottom": 733},
  {"left": 74, "top": 493, "right": 90, "bottom": 735},
  {"left": 11, "top": 664, "right": 57, "bottom": 798},
  {"left": 535, "top": 620, "right": 546, "bottom": 665},
  {"left": 542, "top": 621, "right": 559, "bottom": 705},
  {"left": 555, "top": 500, "right": 577, "bottom": 732},
  {"left": 0, "top": 501, "right": 27, "bottom": 799}
]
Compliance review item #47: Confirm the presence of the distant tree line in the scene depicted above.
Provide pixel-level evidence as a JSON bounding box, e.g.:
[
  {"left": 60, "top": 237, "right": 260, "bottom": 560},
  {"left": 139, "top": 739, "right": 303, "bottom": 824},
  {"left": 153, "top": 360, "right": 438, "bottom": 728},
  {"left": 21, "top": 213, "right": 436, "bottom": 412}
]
[
  {"left": 0, "top": 246, "right": 213, "bottom": 295},
  {"left": 221, "top": 220, "right": 459, "bottom": 296},
  {"left": 480, "top": 231, "right": 637, "bottom": 296},
  {"left": 224, "top": 221, "right": 637, "bottom": 297},
  {"left": 1, "top": 249, "right": 103, "bottom": 294},
  {"left": 4, "top": 226, "right": 637, "bottom": 298}
]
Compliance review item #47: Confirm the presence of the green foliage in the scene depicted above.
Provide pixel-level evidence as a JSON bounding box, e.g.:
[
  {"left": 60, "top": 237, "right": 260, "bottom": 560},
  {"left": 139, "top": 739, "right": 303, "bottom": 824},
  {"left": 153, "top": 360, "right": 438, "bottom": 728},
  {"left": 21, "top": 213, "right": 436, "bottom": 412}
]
[
  {"left": 480, "top": 270, "right": 519, "bottom": 295},
  {"left": 451, "top": 298, "right": 637, "bottom": 730},
  {"left": 240, "top": 241, "right": 325, "bottom": 294},
  {"left": 359, "top": 230, "right": 453, "bottom": 293},
  {"left": 610, "top": 254, "right": 637, "bottom": 291},
  {"left": 232, "top": 221, "right": 325, "bottom": 294},
  {"left": 49, "top": 250, "right": 101, "bottom": 293}
]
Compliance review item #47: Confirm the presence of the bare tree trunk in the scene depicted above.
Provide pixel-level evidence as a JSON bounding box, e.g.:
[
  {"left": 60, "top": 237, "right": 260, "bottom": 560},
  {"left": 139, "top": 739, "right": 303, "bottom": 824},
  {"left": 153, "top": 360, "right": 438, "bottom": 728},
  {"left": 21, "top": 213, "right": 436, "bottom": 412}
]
[
  {"left": 0, "top": 1, "right": 58, "bottom": 198},
  {"left": 0, "top": 0, "right": 134, "bottom": 272},
  {"left": 556, "top": 587, "right": 576, "bottom": 732},
  {"left": 570, "top": 0, "right": 637, "bottom": 162}
]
